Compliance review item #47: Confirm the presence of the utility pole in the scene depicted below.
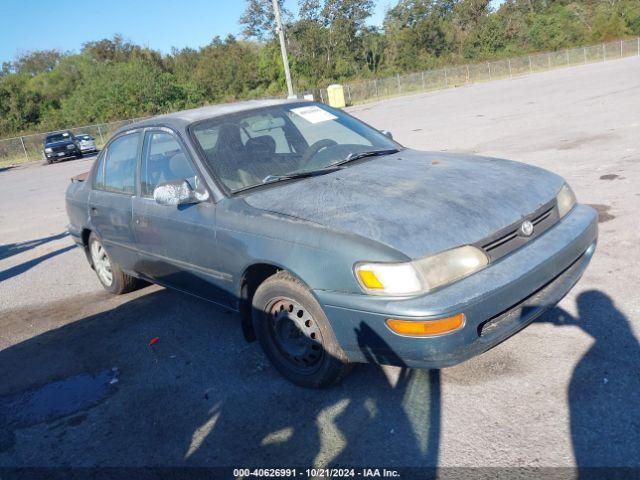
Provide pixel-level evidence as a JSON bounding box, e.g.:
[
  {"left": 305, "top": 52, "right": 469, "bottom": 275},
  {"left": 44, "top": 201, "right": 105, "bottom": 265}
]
[{"left": 272, "top": 0, "right": 295, "bottom": 98}]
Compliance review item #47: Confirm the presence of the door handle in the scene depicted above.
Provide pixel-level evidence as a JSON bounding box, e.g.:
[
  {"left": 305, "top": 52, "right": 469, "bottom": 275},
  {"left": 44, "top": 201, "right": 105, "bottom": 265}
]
[{"left": 90, "top": 206, "right": 98, "bottom": 214}]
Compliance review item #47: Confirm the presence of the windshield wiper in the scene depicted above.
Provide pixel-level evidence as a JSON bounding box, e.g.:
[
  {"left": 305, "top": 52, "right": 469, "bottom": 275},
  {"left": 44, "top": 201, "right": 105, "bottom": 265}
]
[
  {"left": 262, "top": 165, "right": 344, "bottom": 184},
  {"left": 335, "top": 148, "right": 399, "bottom": 166}
]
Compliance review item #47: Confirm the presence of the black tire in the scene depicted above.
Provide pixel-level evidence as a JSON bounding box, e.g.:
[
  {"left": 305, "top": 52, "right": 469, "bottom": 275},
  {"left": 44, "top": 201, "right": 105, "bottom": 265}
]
[
  {"left": 87, "top": 232, "right": 139, "bottom": 295},
  {"left": 75, "top": 152, "right": 83, "bottom": 159},
  {"left": 252, "top": 271, "right": 352, "bottom": 388}
]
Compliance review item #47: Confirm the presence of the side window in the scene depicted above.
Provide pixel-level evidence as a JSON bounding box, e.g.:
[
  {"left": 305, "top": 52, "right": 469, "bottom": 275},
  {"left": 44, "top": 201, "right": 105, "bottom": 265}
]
[
  {"left": 141, "top": 132, "right": 197, "bottom": 197},
  {"left": 102, "top": 134, "right": 139, "bottom": 194},
  {"left": 93, "top": 152, "right": 106, "bottom": 189}
]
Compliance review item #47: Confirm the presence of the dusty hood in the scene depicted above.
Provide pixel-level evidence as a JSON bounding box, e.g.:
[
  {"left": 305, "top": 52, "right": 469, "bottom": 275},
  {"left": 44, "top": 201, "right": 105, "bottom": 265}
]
[{"left": 244, "top": 150, "right": 564, "bottom": 259}]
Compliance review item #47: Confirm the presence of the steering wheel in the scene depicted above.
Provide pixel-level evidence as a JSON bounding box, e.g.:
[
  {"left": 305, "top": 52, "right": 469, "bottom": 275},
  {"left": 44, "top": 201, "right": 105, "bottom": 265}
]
[{"left": 300, "top": 139, "right": 338, "bottom": 169}]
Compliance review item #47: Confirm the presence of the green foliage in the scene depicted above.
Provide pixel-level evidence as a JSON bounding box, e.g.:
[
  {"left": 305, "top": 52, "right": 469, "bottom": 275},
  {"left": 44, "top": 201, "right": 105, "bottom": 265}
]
[
  {"left": 240, "top": 0, "right": 291, "bottom": 40},
  {"left": 0, "top": 0, "right": 638, "bottom": 137}
]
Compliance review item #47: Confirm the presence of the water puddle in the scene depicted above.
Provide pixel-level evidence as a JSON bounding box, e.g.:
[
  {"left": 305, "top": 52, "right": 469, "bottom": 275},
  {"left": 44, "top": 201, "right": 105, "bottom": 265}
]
[{"left": 0, "top": 368, "right": 118, "bottom": 429}]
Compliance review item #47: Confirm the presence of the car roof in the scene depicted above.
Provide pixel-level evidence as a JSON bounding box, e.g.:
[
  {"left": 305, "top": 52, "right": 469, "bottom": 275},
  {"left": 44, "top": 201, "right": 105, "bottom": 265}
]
[
  {"left": 113, "top": 98, "right": 301, "bottom": 137},
  {"left": 45, "top": 131, "right": 73, "bottom": 138}
]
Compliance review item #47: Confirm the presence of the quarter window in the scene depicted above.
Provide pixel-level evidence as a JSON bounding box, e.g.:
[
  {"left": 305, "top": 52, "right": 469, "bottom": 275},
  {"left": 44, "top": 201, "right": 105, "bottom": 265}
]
[
  {"left": 101, "top": 133, "right": 139, "bottom": 194},
  {"left": 141, "top": 132, "right": 198, "bottom": 197}
]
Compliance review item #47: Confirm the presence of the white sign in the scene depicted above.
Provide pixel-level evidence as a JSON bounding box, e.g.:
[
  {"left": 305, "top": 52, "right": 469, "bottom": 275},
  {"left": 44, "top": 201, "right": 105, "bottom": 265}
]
[{"left": 290, "top": 106, "right": 337, "bottom": 124}]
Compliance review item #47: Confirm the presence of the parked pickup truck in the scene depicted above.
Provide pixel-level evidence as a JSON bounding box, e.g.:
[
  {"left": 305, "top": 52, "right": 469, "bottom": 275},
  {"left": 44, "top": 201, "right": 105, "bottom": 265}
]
[
  {"left": 65, "top": 100, "right": 598, "bottom": 388},
  {"left": 43, "top": 130, "right": 82, "bottom": 164}
]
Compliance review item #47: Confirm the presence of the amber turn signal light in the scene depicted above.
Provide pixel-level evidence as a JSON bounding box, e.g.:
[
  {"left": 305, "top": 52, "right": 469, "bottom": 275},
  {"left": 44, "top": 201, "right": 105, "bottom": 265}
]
[{"left": 385, "top": 313, "right": 464, "bottom": 337}]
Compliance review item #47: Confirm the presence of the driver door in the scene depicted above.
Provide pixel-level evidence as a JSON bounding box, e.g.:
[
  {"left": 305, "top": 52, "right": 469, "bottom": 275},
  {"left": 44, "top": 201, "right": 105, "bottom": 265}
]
[{"left": 131, "top": 129, "right": 233, "bottom": 307}]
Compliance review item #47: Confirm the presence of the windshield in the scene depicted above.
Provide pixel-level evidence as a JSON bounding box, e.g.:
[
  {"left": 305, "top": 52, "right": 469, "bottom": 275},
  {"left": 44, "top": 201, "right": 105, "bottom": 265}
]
[
  {"left": 46, "top": 132, "right": 73, "bottom": 143},
  {"left": 190, "top": 102, "right": 399, "bottom": 192}
]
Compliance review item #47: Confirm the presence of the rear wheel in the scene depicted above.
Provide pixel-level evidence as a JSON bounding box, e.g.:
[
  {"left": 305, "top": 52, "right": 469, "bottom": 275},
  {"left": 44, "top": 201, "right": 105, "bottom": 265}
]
[
  {"left": 88, "top": 232, "right": 139, "bottom": 295},
  {"left": 252, "top": 271, "right": 351, "bottom": 388}
]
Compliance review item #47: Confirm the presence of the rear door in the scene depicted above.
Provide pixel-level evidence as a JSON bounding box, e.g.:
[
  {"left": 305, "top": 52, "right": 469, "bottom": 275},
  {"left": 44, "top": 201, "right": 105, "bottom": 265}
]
[
  {"left": 131, "top": 128, "right": 232, "bottom": 306},
  {"left": 89, "top": 131, "right": 141, "bottom": 273}
]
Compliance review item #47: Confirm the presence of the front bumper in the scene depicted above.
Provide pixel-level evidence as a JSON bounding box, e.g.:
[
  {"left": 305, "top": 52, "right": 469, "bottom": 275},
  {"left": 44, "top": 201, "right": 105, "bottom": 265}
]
[
  {"left": 45, "top": 149, "right": 79, "bottom": 160},
  {"left": 314, "top": 204, "right": 598, "bottom": 368}
]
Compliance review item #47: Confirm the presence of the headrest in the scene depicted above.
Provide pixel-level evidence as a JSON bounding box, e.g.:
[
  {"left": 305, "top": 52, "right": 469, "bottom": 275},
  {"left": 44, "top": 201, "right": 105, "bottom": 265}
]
[
  {"left": 217, "top": 123, "right": 244, "bottom": 151},
  {"left": 246, "top": 135, "right": 276, "bottom": 158}
]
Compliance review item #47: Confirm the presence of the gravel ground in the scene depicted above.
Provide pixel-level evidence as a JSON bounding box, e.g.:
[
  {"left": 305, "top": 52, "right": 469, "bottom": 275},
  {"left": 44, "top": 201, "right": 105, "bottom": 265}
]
[{"left": 0, "top": 56, "right": 638, "bottom": 471}]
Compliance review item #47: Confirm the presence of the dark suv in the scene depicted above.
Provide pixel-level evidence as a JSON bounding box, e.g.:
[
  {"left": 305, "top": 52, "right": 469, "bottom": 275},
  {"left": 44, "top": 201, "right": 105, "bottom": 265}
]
[{"left": 43, "top": 131, "right": 82, "bottom": 164}]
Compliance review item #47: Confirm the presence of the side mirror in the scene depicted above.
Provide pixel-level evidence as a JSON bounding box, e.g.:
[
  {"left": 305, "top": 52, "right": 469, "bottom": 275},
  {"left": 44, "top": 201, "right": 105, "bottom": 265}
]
[
  {"left": 153, "top": 179, "right": 207, "bottom": 206},
  {"left": 381, "top": 130, "right": 394, "bottom": 140}
]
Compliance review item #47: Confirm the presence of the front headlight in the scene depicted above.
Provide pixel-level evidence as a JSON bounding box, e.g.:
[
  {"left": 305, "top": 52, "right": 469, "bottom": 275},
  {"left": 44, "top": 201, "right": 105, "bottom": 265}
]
[
  {"left": 355, "top": 245, "right": 488, "bottom": 296},
  {"left": 556, "top": 183, "right": 576, "bottom": 218},
  {"left": 44, "top": 147, "right": 52, "bottom": 153}
]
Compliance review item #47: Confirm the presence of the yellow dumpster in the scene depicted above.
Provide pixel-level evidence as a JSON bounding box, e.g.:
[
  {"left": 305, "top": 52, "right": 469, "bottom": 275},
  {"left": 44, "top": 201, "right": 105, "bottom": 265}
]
[{"left": 326, "top": 84, "right": 346, "bottom": 108}]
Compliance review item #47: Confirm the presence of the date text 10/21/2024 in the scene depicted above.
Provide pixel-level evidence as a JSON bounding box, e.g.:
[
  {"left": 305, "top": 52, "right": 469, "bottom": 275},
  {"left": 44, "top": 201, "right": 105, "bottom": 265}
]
[{"left": 233, "top": 468, "right": 401, "bottom": 478}]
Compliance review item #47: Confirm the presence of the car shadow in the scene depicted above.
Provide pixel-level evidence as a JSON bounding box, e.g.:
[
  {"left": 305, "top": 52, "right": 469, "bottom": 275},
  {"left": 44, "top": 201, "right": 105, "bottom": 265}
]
[
  {"left": 0, "top": 286, "right": 441, "bottom": 469},
  {"left": 0, "top": 232, "right": 69, "bottom": 261},
  {"left": 538, "top": 290, "right": 640, "bottom": 470},
  {"left": 0, "top": 245, "right": 76, "bottom": 282}
]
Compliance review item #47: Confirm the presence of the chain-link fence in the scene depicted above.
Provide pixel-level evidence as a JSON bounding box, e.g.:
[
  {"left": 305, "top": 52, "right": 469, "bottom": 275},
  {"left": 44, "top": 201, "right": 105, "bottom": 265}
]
[
  {"left": 1, "top": 38, "right": 639, "bottom": 167},
  {"left": 0, "top": 117, "right": 147, "bottom": 167},
  {"left": 312, "top": 38, "right": 640, "bottom": 105}
]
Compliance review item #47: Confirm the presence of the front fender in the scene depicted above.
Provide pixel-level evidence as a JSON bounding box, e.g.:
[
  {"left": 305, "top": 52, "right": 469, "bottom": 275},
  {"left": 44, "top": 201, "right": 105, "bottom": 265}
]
[{"left": 216, "top": 198, "right": 409, "bottom": 298}]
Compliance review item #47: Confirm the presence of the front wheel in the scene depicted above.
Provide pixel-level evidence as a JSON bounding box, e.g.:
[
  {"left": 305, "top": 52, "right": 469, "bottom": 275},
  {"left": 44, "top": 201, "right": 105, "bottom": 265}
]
[
  {"left": 88, "top": 232, "right": 139, "bottom": 294},
  {"left": 252, "top": 271, "right": 351, "bottom": 388}
]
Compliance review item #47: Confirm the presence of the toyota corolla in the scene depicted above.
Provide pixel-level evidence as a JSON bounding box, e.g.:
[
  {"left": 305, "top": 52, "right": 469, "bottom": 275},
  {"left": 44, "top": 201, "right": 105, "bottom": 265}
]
[{"left": 65, "top": 100, "right": 597, "bottom": 388}]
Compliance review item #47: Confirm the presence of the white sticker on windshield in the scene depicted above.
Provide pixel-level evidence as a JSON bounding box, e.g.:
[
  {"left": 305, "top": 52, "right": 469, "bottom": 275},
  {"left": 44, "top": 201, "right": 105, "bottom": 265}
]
[{"left": 290, "top": 106, "right": 337, "bottom": 124}]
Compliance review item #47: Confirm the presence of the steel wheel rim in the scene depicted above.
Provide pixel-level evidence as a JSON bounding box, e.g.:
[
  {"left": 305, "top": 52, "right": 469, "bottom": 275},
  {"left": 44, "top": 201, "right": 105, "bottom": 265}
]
[
  {"left": 90, "top": 240, "right": 113, "bottom": 287},
  {"left": 267, "top": 297, "right": 324, "bottom": 373}
]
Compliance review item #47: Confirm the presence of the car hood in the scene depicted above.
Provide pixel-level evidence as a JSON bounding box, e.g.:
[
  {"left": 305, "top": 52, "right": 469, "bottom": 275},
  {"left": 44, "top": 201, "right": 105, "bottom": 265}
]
[{"left": 243, "top": 150, "right": 565, "bottom": 259}]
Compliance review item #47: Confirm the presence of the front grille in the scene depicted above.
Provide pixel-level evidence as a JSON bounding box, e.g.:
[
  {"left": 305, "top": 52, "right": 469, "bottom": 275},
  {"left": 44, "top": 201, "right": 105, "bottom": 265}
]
[
  {"left": 477, "top": 199, "right": 559, "bottom": 262},
  {"left": 51, "top": 145, "right": 68, "bottom": 153}
]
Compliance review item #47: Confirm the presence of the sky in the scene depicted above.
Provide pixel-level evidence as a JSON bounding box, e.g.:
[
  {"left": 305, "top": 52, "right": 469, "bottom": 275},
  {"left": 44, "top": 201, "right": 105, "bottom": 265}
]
[
  {"left": 0, "top": 0, "right": 503, "bottom": 65},
  {"left": 0, "top": 0, "right": 388, "bottom": 64}
]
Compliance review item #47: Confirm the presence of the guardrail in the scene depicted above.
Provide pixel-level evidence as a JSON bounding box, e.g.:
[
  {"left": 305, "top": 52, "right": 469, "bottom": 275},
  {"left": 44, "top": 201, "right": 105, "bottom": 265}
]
[{"left": 1, "top": 38, "right": 638, "bottom": 167}]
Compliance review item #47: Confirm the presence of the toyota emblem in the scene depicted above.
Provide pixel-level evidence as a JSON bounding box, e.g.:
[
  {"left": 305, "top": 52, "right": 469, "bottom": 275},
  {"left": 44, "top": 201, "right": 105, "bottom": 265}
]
[{"left": 520, "top": 220, "right": 534, "bottom": 237}]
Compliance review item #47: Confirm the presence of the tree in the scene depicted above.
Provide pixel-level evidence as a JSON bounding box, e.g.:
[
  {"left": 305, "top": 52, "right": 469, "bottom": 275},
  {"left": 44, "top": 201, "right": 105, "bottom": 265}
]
[
  {"left": 0, "top": 74, "right": 42, "bottom": 134},
  {"left": 12, "top": 50, "right": 62, "bottom": 76},
  {"left": 82, "top": 34, "right": 138, "bottom": 63},
  {"left": 289, "top": 0, "right": 375, "bottom": 82},
  {"left": 240, "top": 0, "right": 290, "bottom": 40},
  {"left": 384, "top": 1, "right": 453, "bottom": 68}
]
